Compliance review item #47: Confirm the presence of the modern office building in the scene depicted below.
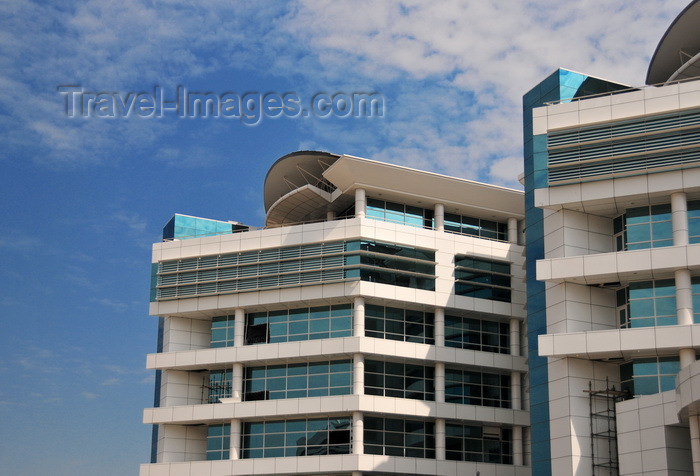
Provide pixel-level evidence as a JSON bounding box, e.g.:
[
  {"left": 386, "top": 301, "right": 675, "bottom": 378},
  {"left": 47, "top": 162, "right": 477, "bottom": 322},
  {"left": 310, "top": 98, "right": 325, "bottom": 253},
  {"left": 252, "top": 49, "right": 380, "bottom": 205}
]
[
  {"left": 140, "top": 152, "right": 530, "bottom": 475},
  {"left": 523, "top": 1, "right": 700, "bottom": 475}
]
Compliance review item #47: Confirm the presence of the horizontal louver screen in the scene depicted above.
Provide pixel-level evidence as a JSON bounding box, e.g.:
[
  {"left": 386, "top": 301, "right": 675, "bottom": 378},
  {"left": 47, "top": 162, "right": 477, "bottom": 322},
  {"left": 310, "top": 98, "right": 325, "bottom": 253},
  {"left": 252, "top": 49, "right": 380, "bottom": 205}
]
[
  {"left": 547, "top": 108, "right": 700, "bottom": 184},
  {"left": 155, "top": 240, "right": 435, "bottom": 300}
]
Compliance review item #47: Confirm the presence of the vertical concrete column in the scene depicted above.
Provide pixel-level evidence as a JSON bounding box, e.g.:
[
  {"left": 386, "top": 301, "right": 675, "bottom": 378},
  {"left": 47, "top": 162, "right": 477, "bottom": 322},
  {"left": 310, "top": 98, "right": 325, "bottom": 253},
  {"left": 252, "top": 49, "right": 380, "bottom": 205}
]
[
  {"left": 234, "top": 308, "right": 245, "bottom": 347},
  {"left": 435, "top": 362, "right": 445, "bottom": 403},
  {"left": 435, "top": 418, "right": 446, "bottom": 460},
  {"left": 512, "top": 425, "right": 523, "bottom": 466},
  {"left": 434, "top": 203, "right": 445, "bottom": 232},
  {"left": 355, "top": 188, "right": 366, "bottom": 218},
  {"left": 689, "top": 415, "right": 700, "bottom": 474},
  {"left": 232, "top": 363, "right": 243, "bottom": 402},
  {"left": 672, "top": 193, "right": 695, "bottom": 364},
  {"left": 509, "top": 318, "right": 520, "bottom": 356},
  {"left": 326, "top": 210, "right": 336, "bottom": 221},
  {"left": 508, "top": 217, "right": 519, "bottom": 244},
  {"left": 354, "top": 297, "right": 365, "bottom": 337},
  {"left": 680, "top": 348, "right": 697, "bottom": 368},
  {"left": 511, "top": 372, "right": 521, "bottom": 410},
  {"left": 353, "top": 411, "right": 364, "bottom": 455},
  {"left": 354, "top": 353, "right": 365, "bottom": 395},
  {"left": 672, "top": 192, "right": 689, "bottom": 246},
  {"left": 677, "top": 269, "right": 694, "bottom": 326},
  {"left": 230, "top": 419, "right": 241, "bottom": 460},
  {"left": 434, "top": 307, "right": 445, "bottom": 347}
]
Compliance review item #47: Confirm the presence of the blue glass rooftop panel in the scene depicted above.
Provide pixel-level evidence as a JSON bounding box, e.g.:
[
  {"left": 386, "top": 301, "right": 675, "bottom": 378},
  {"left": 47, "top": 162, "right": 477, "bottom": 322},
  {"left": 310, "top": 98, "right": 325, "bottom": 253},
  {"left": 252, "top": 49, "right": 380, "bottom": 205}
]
[{"left": 162, "top": 214, "right": 244, "bottom": 240}]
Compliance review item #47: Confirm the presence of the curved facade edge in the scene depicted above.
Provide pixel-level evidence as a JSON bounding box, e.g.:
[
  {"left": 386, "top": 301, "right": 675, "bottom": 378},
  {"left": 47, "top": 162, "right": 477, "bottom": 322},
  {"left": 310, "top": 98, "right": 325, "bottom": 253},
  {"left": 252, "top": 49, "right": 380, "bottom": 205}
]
[{"left": 676, "top": 358, "right": 700, "bottom": 420}]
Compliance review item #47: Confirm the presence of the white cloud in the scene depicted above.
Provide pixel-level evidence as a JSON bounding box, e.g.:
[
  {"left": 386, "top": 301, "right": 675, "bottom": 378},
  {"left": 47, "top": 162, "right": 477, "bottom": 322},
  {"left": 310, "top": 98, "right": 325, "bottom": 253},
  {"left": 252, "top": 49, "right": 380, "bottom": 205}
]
[
  {"left": 2, "top": 0, "right": 690, "bottom": 185},
  {"left": 278, "top": 0, "right": 687, "bottom": 185},
  {"left": 112, "top": 212, "right": 147, "bottom": 234},
  {"left": 488, "top": 156, "right": 524, "bottom": 187}
]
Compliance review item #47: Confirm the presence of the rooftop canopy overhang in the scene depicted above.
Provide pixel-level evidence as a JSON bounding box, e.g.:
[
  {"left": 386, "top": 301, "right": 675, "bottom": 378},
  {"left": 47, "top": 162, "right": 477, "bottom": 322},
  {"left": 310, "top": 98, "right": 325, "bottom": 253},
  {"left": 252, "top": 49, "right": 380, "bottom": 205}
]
[
  {"left": 646, "top": 0, "right": 700, "bottom": 85},
  {"left": 263, "top": 151, "right": 524, "bottom": 227},
  {"left": 324, "top": 155, "right": 524, "bottom": 221}
]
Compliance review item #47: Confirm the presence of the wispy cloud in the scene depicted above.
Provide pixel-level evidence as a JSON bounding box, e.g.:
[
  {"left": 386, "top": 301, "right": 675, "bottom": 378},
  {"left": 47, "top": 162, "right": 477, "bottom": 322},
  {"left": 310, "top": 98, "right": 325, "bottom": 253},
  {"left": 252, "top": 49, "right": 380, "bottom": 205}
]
[
  {"left": 112, "top": 212, "right": 148, "bottom": 235},
  {"left": 90, "top": 297, "right": 130, "bottom": 311},
  {"left": 104, "top": 364, "right": 130, "bottom": 375},
  {"left": 0, "top": 230, "right": 44, "bottom": 252},
  {"left": 278, "top": 0, "right": 686, "bottom": 184},
  {"left": 3, "top": 342, "right": 150, "bottom": 408},
  {"left": 2, "top": 0, "right": 688, "bottom": 185},
  {"left": 1, "top": 0, "right": 282, "bottom": 166},
  {"left": 153, "top": 143, "right": 228, "bottom": 168},
  {"left": 29, "top": 392, "right": 61, "bottom": 404}
]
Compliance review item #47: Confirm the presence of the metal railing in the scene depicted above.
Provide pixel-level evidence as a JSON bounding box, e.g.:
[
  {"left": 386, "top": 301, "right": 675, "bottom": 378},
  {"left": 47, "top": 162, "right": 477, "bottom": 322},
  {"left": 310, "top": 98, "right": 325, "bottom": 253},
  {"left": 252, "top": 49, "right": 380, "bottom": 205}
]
[{"left": 544, "top": 74, "right": 700, "bottom": 106}]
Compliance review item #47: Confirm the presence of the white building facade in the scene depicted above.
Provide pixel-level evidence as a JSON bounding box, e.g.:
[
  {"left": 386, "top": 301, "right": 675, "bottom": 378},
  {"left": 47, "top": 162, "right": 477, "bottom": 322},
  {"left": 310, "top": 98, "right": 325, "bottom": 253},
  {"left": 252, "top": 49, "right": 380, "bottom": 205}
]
[
  {"left": 141, "top": 152, "right": 530, "bottom": 476},
  {"left": 524, "top": 1, "right": 700, "bottom": 474}
]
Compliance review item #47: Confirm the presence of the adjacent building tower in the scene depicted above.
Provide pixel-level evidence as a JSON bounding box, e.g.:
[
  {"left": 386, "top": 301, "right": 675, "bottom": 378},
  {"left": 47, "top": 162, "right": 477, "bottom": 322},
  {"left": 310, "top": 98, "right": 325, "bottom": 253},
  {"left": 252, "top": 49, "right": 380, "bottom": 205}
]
[
  {"left": 524, "top": 1, "right": 700, "bottom": 474},
  {"left": 141, "top": 152, "right": 530, "bottom": 476}
]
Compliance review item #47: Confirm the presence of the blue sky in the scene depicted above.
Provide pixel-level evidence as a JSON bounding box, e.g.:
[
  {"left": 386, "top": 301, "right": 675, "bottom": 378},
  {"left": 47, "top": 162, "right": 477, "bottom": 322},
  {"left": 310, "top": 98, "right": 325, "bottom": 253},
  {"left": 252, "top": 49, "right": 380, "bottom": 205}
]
[{"left": 0, "top": 0, "right": 689, "bottom": 474}]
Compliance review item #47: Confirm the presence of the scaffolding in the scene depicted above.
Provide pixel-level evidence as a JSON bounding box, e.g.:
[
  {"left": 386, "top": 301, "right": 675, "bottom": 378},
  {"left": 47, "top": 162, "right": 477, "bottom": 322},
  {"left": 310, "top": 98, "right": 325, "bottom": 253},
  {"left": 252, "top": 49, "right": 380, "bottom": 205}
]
[{"left": 585, "top": 379, "right": 627, "bottom": 476}]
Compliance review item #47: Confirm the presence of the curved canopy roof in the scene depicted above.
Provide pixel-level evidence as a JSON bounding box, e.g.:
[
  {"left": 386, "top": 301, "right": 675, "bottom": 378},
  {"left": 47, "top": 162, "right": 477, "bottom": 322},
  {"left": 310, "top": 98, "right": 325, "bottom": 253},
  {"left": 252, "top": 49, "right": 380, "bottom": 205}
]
[
  {"left": 647, "top": 0, "right": 700, "bottom": 85},
  {"left": 263, "top": 151, "right": 340, "bottom": 212}
]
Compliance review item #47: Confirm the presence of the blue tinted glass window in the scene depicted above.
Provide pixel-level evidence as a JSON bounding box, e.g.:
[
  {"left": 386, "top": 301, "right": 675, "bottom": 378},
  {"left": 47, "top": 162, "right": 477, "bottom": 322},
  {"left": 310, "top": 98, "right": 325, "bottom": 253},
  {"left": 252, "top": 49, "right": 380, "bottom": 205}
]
[
  {"left": 346, "top": 241, "right": 436, "bottom": 291},
  {"left": 242, "top": 417, "right": 351, "bottom": 458},
  {"left": 365, "top": 198, "right": 434, "bottom": 229},
  {"left": 211, "top": 315, "right": 236, "bottom": 348},
  {"left": 208, "top": 369, "right": 233, "bottom": 403},
  {"left": 207, "top": 424, "right": 231, "bottom": 460},
  {"left": 455, "top": 256, "right": 511, "bottom": 302},
  {"left": 441, "top": 213, "right": 508, "bottom": 242},
  {"left": 621, "top": 280, "right": 677, "bottom": 328},
  {"left": 365, "top": 360, "right": 434, "bottom": 401},
  {"left": 364, "top": 304, "right": 434, "bottom": 344},
  {"left": 620, "top": 357, "right": 680, "bottom": 396},
  {"left": 244, "top": 304, "right": 352, "bottom": 345},
  {"left": 445, "top": 424, "right": 512, "bottom": 464},
  {"left": 615, "top": 205, "right": 673, "bottom": 251},
  {"left": 692, "top": 276, "right": 700, "bottom": 324},
  {"left": 244, "top": 360, "right": 352, "bottom": 401},
  {"left": 445, "top": 367, "right": 510, "bottom": 408},
  {"left": 444, "top": 314, "right": 510, "bottom": 353},
  {"left": 689, "top": 201, "right": 700, "bottom": 244},
  {"left": 363, "top": 417, "right": 435, "bottom": 459}
]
